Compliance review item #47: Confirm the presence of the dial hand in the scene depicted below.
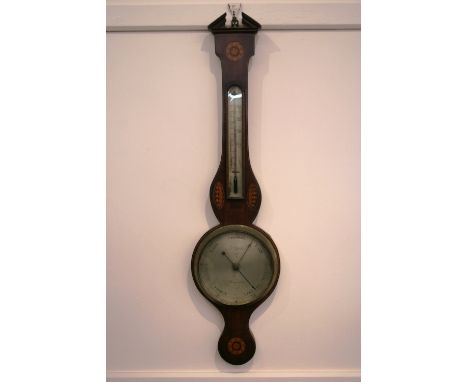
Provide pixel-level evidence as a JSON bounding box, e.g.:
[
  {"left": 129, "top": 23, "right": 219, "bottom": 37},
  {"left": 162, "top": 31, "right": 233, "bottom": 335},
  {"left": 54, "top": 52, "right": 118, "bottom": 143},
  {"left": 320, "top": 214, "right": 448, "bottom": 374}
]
[
  {"left": 237, "top": 239, "right": 254, "bottom": 266},
  {"left": 222, "top": 251, "right": 256, "bottom": 289},
  {"left": 221, "top": 251, "right": 238, "bottom": 269},
  {"left": 238, "top": 269, "right": 256, "bottom": 290}
]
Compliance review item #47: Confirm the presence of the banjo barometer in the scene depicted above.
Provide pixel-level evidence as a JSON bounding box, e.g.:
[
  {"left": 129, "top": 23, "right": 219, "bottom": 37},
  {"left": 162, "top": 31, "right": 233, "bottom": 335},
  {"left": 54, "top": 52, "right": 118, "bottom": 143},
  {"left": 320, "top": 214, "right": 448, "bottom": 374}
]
[{"left": 191, "top": 7, "right": 280, "bottom": 365}]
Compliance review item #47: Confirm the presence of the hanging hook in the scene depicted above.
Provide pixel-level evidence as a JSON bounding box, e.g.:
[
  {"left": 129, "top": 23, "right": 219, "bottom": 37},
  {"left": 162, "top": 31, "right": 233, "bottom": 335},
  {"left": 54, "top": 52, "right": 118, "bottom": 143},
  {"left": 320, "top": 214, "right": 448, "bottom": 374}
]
[{"left": 228, "top": 3, "right": 242, "bottom": 27}]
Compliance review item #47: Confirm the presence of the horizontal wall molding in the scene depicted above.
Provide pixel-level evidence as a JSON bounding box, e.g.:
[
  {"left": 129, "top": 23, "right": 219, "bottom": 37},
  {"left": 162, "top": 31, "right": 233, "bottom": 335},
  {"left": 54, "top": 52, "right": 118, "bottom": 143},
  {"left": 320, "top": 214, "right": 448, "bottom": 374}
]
[
  {"left": 106, "top": 1, "right": 361, "bottom": 32},
  {"left": 107, "top": 369, "right": 361, "bottom": 381}
]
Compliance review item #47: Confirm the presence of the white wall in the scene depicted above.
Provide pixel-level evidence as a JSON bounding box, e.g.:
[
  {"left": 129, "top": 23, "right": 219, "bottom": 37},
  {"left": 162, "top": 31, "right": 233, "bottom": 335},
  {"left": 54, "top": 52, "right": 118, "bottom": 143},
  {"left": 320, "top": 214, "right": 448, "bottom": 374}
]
[{"left": 107, "top": 26, "right": 360, "bottom": 380}]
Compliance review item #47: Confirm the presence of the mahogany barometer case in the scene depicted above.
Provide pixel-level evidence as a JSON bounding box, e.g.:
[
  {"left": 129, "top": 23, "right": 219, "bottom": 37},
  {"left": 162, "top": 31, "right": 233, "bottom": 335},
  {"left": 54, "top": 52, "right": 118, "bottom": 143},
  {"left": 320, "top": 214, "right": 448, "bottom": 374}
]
[{"left": 191, "top": 11, "right": 280, "bottom": 365}]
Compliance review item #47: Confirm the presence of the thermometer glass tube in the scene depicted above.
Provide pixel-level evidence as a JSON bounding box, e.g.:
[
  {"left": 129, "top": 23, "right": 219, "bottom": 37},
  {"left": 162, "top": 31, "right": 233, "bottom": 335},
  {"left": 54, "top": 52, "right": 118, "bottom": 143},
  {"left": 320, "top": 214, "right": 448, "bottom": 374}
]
[{"left": 227, "top": 86, "right": 243, "bottom": 198}]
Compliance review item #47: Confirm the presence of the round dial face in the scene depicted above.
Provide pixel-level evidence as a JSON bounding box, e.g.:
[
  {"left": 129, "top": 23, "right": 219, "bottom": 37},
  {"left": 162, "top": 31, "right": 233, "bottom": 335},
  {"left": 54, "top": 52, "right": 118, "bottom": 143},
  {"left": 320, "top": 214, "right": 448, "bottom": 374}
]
[{"left": 192, "top": 225, "right": 280, "bottom": 306}]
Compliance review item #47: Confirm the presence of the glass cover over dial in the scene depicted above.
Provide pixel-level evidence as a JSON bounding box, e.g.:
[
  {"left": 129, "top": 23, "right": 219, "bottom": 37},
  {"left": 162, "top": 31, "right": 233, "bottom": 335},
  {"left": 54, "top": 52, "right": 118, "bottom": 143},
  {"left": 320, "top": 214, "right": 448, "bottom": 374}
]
[{"left": 193, "top": 225, "right": 279, "bottom": 306}]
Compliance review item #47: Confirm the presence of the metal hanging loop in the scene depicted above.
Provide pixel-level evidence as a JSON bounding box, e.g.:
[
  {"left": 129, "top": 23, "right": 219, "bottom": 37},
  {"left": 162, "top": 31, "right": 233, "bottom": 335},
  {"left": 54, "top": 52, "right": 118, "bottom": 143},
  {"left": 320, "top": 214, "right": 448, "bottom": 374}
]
[{"left": 228, "top": 3, "right": 242, "bottom": 27}]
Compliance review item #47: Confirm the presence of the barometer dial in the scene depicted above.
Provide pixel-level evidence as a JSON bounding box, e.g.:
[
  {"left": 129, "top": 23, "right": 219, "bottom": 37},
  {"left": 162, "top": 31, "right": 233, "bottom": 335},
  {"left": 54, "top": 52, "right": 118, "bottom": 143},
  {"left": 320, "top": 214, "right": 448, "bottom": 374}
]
[{"left": 192, "top": 225, "right": 279, "bottom": 306}]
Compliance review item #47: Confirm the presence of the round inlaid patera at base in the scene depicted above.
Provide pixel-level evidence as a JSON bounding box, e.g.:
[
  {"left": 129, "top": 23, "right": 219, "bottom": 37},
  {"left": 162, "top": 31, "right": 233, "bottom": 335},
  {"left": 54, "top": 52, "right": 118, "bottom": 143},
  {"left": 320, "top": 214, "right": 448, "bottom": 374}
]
[{"left": 228, "top": 337, "right": 246, "bottom": 355}]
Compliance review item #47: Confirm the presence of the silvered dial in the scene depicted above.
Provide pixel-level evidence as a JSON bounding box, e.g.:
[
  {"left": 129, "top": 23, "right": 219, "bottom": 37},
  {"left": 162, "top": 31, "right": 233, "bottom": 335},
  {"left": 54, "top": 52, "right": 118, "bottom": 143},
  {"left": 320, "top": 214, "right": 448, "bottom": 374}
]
[{"left": 193, "top": 225, "right": 279, "bottom": 306}]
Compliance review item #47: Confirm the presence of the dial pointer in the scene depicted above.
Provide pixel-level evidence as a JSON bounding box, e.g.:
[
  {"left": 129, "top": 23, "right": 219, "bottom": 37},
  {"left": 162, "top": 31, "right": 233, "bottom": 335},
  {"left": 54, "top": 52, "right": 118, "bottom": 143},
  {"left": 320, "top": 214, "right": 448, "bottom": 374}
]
[
  {"left": 223, "top": 250, "right": 256, "bottom": 288},
  {"left": 222, "top": 251, "right": 238, "bottom": 269},
  {"left": 238, "top": 269, "right": 256, "bottom": 290},
  {"left": 237, "top": 240, "right": 254, "bottom": 266}
]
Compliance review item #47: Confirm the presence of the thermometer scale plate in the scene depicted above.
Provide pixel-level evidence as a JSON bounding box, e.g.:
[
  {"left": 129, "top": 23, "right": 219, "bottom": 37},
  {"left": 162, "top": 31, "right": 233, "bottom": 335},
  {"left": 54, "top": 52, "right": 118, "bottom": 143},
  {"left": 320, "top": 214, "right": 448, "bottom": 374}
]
[{"left": 227, "top": 86, "right": 243, "bottom": 198}]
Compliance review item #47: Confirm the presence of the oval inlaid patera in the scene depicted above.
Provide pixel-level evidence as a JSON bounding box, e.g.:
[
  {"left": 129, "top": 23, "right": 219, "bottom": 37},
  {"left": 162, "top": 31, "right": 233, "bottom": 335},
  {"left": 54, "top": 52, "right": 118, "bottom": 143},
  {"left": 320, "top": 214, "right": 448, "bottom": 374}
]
[
  {"left": 225, "top": 41, "right": 244, "bottom": 62},
  {"left": 227, "top": 337, "right": 246, "bottom": 355},
  {"left": 213, "top": 181, "right": 225, "bottom": 210},
  {"left": 247, "top": 183, "right": 258, "bottom": 209}
]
